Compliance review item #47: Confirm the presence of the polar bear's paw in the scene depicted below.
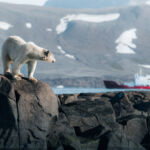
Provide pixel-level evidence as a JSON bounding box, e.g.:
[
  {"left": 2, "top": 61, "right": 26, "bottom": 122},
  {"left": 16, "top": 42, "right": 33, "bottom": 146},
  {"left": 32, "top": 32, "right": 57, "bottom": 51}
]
[
  {"left": 14, "top": 75, "right": 22, "bottom": 80},
  {"left": 18, "top": 73, "right": 24, "bottom": 77},
  {"left": 29, "top": 77, "right": 38, "bottom": 83}
]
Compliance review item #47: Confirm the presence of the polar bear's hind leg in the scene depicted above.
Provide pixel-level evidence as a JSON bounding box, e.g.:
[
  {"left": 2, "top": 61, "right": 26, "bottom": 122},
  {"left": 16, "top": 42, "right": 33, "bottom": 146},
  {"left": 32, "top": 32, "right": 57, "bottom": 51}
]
[
  {"left": 2, "top": 55, "right": 12, "bottom": 74},
  {"left": 12, "top": 57, "right": 26, "bottom": 80}
]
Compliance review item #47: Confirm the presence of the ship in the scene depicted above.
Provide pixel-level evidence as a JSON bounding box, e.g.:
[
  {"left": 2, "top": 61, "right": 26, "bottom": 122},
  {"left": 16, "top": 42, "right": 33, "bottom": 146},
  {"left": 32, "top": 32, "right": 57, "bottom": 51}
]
[{"left": 104, "top": 70, "right": 150, "bottom": 89}]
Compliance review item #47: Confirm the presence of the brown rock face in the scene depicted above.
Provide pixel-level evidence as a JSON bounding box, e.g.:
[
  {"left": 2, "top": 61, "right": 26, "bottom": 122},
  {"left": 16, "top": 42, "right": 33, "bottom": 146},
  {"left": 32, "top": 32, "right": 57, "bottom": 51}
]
[{"left": 0, "top": 75, "right": 59, "bottom": 150}]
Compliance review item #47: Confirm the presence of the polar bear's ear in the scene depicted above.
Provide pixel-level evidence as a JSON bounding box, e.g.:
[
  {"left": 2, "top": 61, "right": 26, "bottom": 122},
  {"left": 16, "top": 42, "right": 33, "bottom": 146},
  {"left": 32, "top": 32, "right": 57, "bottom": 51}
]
[
  {"left": 44, "top": 50, "right": 49, "bottom": 56},
  {"left": 43, "top": 49, "right": 49, "bottom": 56}
]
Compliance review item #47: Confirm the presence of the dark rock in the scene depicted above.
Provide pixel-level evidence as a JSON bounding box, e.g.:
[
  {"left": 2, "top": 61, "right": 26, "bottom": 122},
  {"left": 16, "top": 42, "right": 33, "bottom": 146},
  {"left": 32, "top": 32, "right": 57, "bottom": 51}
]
[
  {"left": 141, "top": 116, "right": 150, "bottom": 150},
  {"left": 105, "top": 129, "right": 145, "bottom": 150},
  {"left": 50, "top": 92, "right": 150, "bottom": 150},
  {"left": 125, "top": 92, "right": 150, "bottom": 113},
  {"left": 58, "top": 94, "right": 79, "bottom": 105},
  {"left": 124, "top": 118, "right": 147, "bottom": 144},
  {"left": 47, "top": 95, "right": 119, "bottom": 150},
  {"left": 47, "top": 113, "right": 81, "bottom": 150},
  {"left": 58, "top": 93, "right": 105, "bottom": 105},
  {"left": 141, "top": 133, "right": 150, "bottom": 150},
  {"left": 0, "top": 74, "right": 59, "bottom": 150},
  {"left": 108, "top": 92, "right": 135, "bottom": 118}
]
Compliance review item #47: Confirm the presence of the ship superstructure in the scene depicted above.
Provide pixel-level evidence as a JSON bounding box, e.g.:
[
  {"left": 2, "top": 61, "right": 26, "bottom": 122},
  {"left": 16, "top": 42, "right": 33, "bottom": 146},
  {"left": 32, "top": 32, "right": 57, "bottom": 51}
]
[{"left": 104, "top": 70, "right": 150, "bottom": 89}]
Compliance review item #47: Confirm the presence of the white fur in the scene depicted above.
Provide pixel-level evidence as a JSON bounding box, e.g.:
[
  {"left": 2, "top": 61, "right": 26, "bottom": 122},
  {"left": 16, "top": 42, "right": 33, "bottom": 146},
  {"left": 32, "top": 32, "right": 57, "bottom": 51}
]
[{"left": 1, "top": 36, "right": 55, "bottom": 81}]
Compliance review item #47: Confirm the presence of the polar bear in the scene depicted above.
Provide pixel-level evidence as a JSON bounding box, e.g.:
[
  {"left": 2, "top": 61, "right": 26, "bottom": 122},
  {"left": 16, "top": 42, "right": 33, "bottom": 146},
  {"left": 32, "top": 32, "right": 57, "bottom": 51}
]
[{"left": 1, "top": 36, "right": 56, "bottom": 82}]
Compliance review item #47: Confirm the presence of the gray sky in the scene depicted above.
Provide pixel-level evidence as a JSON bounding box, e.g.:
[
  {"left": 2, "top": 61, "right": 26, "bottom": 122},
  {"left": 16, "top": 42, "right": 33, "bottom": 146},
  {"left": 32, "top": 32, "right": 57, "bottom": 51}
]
[{"left": 0, "top": 0, "right": 47, "bottom": 6}]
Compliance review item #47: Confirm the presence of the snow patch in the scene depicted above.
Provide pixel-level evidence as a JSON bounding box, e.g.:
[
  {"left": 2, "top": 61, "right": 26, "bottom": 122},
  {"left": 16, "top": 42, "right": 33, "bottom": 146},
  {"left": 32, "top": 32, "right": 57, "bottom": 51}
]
[
  {"left": 139, "top": 64, "right": 150, "bottom": 69},
  {"left": 26, "top": 22, "right": 32, "bottom": 28},
  {"left": 57, "top": 45, "right": 76, "bottom": 60},
  {"left": 57, "top": 85, "right": 64, "bottom": 88},
  {"left": 0, "top": 21, "right": 13, "bottom": 30},
  {"left": 56, "top": 13, "right": 120, "bottom": 34},
  {"left": 65, "top": 54, "right": 76, "bottom": 60},
  {"left": 116, "top": 44, "right": 135, "bottom": 54},
  {"left": 57, "top": 45, "right": 66, "bottom": 54},
  {"left": 115, "top": 28, "right": 137, "bottom": 54},
  {"left": 46, "top": 28, "right": 52, "bottom": 32}
]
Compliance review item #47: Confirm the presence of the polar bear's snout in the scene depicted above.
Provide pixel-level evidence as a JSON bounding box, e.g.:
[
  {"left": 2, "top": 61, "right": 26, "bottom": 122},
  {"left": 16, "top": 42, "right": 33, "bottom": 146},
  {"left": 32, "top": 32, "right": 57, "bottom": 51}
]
[
  {"left": 52, "top": 56, "right": 56, "bottom": 63},
  {"left": 43, "top": 49, "right": 56, "bottom": 63},
  {"left": 52, "top": 59, "right": 56, "bottom": 63},
  {"left": 45, "top": 51, "right": 56, "bottom": 63}
]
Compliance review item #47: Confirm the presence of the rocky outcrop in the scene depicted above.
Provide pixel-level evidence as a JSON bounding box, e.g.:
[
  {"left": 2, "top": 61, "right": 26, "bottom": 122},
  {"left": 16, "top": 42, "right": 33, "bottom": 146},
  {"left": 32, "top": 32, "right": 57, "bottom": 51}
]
[
  {"left": 47, "top": 92, "right": 150, "bottom": 150},
  {"left": 0, "top": 74, "right": 59, "bottom": 150},
  {"left": 1, "top": 74, "right": 150, "bottom": 150}
]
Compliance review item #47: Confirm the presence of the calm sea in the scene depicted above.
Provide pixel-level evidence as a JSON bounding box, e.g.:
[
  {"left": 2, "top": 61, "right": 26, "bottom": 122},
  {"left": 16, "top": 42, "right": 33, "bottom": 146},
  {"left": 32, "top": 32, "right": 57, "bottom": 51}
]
[{"left": 52, "top": 88, "right": 150, "bottom": 95}]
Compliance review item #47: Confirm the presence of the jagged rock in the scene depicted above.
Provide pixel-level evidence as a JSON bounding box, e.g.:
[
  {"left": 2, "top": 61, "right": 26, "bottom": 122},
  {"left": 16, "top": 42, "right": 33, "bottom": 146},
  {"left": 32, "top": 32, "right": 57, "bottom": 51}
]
[
  {"left": 47, "top": 94, "right": 119, "bottom": 150},
  {"left": 124, "top": 118, "right": 147, "bottom": 144},
  {"left": 0, "top": 74, "right": 59, "bottom": 150},
  {"left": 49, "top": 92, "right": 150, "bottom": 150},
  {"left": 47, "top": 113, "right": 81, "bottom": 150},
  {"left": 60, "top": 98, "right": 117, "bottom": 133},
  {"left": 104, "top": 92, "right": 135, "bottom": 118},
  {"left": 104, "top": 129, "right": 145, "bottom": 150}
]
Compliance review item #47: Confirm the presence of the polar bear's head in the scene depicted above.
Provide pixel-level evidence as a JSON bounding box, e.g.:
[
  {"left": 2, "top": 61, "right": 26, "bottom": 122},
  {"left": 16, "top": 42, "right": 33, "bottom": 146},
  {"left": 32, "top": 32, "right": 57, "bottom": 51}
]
[{"left": 43, "top": 49, "right": 56, "bottom": 63}]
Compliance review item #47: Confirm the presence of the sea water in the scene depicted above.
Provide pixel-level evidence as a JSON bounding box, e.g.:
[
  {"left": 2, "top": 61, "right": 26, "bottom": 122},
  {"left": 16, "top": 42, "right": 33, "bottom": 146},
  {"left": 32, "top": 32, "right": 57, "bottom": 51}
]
[{"left": 52, "top": 87, "right": 150, "bottom": 95}]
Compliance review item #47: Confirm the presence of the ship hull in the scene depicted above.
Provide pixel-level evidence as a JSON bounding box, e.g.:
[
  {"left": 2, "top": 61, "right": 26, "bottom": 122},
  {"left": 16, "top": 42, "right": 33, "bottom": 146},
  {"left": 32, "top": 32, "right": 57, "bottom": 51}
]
[{"left": 104, "top": 80, "right": 150, "bottom": 89}]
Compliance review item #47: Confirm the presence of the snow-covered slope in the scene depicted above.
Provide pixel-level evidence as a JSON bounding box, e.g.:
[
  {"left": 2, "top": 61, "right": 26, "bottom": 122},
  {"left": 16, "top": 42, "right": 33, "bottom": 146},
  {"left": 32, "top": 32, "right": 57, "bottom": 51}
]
[
  {"left": 115, "top": 28, "right": 137, "bottom": 54},
  {"left": 56, "top": 13, "right": 120, "bottom": 34}
]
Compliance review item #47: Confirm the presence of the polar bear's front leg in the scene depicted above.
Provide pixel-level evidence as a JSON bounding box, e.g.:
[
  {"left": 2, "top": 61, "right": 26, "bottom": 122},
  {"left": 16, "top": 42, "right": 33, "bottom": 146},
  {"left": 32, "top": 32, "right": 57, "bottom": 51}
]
[
  {"left": 27, "top": 61, "right": 37, "bottom": 82},
  {"left": 18, "top": 72, "right": 24, "bottom": 77},
  {"left": 3, "top": 61, "right": 11, "bottom": 74}
]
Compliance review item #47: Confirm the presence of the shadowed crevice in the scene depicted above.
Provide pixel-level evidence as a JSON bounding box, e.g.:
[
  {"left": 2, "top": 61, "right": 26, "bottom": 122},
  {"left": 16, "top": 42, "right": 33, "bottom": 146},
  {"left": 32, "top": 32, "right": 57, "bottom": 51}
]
[
  {"left": 0, "top": 94, "right": 16, "bottom": 129},
  {"left": 15, "top": 90, "right": 21, "bottom": 149}
]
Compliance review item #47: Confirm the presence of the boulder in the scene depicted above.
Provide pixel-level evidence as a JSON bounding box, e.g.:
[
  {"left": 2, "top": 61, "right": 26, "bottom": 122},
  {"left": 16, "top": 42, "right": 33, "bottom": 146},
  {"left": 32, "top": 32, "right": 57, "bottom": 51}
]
[
  {"left": 47, "top": 94, "right": 117, "bottom": 150},
  {"left": 47, "top": 113, "right": 81, "bottom": 150},
  {"left": 103, "top": 92, "right": 135, "bottom": 118},
  {"left": 0, "top": 74, "right": 59, "bottom": 150},
  {"left": 47, "top": 92, "right": 150, "bottom": 150}
]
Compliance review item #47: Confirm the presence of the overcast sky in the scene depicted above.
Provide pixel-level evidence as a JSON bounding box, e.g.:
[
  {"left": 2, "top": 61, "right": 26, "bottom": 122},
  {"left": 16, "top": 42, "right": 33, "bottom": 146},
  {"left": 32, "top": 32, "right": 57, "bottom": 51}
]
[
  {"left": 0, "top": 0, "right": 148, "bottom": 7},
  {"left": 0, "top": 0, "right": 47, "bottom": 6}
]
